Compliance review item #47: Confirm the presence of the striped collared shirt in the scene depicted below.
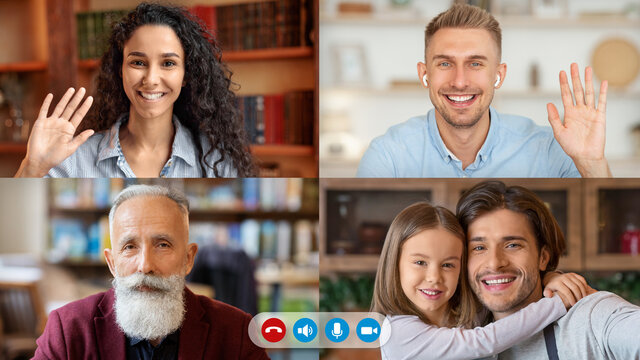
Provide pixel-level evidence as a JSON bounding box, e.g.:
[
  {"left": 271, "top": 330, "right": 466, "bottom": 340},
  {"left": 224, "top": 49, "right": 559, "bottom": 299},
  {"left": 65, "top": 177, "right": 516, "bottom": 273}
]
[{"left": 47, "top": 114, "right": 235, "bottom": 178}]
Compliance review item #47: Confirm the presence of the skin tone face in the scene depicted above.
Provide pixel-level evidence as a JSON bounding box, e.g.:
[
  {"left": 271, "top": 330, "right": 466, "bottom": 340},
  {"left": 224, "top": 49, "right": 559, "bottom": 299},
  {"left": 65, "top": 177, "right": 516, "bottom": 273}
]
[
  {"left": 466, "top": 209, "right": 550, "bottom": 320},
  {"left": 417, "top": 28, "right": 506, "bottom": 129},
  {"left": 104, "top": 196, "right": 198, "bottom": 286},
  {"left": 122, "top": 25, "right": 185, "bottom": 124},
  {"left": 399, "top": 227, "right": 463, "bottom": 326}
]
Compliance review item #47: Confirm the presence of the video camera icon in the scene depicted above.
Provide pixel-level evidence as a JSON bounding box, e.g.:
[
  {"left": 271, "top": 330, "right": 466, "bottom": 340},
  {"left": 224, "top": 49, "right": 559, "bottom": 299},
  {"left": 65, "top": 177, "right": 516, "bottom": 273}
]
[
  {"left": 293, "top": 318, "right": 318, "bottom": 343},
  {"left": 356, "top": 318, "right": 381, "bottom": 343}
]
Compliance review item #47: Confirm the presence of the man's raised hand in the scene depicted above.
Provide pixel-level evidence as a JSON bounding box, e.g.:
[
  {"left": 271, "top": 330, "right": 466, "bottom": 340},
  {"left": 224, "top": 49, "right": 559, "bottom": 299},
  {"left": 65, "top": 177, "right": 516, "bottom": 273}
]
[{"left": 547, "top": 63, "right": 611, "bottom": 177}]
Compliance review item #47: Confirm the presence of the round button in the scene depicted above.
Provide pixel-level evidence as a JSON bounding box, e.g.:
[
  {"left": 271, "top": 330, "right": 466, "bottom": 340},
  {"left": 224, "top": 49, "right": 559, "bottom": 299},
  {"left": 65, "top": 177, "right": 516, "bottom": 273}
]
[
  {"left": 356, "top": 318, "right": 381, "bottom": 343},
  {"left": 293, "top": 318, "right": 318, "bottom": 343},
  {"left": 324, "top": 318, "right": 349, "bottom": 343},
  {"left": 261, "top": 318, "right": 286, "bottom": 343}
]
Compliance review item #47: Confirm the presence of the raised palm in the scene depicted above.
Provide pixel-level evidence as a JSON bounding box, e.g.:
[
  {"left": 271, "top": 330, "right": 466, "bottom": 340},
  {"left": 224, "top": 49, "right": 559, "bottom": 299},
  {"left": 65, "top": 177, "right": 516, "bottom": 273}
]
[
  {"left": 547, "top": 63, "right": 608, "bottom": 164},
  {"left": 22, "top": 88, "right": 94, "bottom": 176}
]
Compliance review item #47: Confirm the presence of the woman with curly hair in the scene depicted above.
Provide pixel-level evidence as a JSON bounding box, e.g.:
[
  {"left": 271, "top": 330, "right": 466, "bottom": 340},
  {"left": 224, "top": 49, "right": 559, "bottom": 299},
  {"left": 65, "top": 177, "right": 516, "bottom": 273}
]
[{"left": 16, "top": 3, "right": 256, "bottom": 177}]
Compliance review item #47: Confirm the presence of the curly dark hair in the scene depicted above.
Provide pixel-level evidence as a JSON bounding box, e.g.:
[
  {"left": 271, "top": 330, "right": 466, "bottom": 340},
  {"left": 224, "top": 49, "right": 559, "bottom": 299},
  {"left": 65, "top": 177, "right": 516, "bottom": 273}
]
[{"left": 81, "top": 2, "right": 256, "bottom": 177}]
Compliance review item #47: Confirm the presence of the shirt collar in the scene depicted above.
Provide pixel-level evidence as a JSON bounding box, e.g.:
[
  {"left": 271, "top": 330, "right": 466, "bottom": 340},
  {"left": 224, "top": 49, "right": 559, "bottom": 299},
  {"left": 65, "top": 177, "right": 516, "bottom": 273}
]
[
  {"left": 127, "top": 329, "right": 180, "bottom": 347},
  {"left": 427, "top": 106, "right": 500, "bottom": 165},
  {"left": 96, "top": 114, "right": 199, "bottom": 168}
]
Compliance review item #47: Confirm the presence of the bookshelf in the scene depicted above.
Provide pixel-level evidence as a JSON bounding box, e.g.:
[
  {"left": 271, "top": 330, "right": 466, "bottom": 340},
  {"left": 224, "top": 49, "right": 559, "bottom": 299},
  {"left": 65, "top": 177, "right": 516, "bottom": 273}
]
[
  {"left": 47, "top": 178, "right": 320, "bottom": 312},
  {"left": 0, "top": 0, "right": 319, "bottom": 177}
]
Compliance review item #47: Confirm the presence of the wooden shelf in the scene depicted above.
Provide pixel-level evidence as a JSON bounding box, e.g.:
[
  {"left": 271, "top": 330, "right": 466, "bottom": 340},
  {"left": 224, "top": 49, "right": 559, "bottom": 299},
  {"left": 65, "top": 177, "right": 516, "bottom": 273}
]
[
  {"left": 320, "top": 13, "right": 640, "bottom": 28},
  {"left": 0, "top": 61, "right": 47, "bottom": 73},
  {"left": 0, "top": 142, "right": 27, "bottom": 153},
  {"left": 224, "top": 47, "right": 313, "bottom": 62},
  {"left": 50, "top": 259, "right": 106, "bottom": 267},
  {"left": 252, "top": 144, "right": 314, "bottom": 157},
  {"left": 51, "top": 206, "right": 317, "bottom": 220},
  {"left": 76, "top": 47, "right": 314, "bottom": 71},
  {"left": 77, "top": 59, "right": 99, "bottom": 70}
]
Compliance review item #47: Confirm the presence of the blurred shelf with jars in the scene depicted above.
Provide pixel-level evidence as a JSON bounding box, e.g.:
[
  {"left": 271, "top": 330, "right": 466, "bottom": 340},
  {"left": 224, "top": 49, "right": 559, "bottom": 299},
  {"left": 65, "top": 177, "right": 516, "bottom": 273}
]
[
  {"left": 585, "top": 179, "right": 640, "bottom": 270},
  {"left": 320, "top": 178, "right": 640, "bottom": 275}
]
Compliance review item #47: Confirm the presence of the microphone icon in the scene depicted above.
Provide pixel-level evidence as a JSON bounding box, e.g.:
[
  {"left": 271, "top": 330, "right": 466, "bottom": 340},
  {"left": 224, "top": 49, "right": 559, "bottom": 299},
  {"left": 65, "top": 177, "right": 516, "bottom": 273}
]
[{"left": 331, "top": 322, "right": 343, "bottom": 339}]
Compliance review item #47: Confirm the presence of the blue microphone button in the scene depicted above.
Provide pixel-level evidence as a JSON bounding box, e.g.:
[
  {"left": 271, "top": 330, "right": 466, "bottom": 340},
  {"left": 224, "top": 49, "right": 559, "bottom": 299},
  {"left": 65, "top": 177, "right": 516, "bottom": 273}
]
[{"left": 324, "top": 318, "right": 349, "bottom": 343}]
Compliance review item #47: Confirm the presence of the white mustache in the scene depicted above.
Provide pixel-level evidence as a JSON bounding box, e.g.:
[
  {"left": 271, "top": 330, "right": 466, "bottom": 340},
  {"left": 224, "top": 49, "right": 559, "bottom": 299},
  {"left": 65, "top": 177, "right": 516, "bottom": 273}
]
[{"left": 114, "top": 272, "right": 175, "bottom": 293}]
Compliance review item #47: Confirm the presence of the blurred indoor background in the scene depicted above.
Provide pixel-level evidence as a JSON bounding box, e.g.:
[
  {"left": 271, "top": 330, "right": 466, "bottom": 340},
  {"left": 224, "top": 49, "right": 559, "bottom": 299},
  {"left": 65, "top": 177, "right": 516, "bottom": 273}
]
[
  {"left": 319, "top": 0, "right": 640, "bottom": 177},
  {"left": 0, "top": 178, "right": 319, "bottom": 360}
]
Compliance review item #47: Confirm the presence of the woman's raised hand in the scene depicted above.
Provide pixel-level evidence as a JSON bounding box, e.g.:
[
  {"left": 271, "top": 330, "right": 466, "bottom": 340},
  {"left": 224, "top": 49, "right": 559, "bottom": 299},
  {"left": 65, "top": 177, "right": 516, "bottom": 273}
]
[{"left": 15, "top": 88, "right": 94, "bottom": 177}]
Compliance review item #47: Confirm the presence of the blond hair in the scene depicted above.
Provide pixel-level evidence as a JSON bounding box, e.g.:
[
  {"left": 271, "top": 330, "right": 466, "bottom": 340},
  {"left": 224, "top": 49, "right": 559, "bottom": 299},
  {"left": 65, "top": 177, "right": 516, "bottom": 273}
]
[
  {"left": 425, "top": 4, "right": 502, "bottom": 60},
  {"left": 371, "top": 202, "right": 478, "bottom": 328}
]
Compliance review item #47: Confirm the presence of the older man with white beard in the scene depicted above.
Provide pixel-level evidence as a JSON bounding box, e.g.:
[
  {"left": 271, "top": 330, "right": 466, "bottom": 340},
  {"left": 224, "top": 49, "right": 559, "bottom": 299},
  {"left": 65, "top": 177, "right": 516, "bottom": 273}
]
[{"left": 34, "top": 185, "right": 270, "bottom": 360}]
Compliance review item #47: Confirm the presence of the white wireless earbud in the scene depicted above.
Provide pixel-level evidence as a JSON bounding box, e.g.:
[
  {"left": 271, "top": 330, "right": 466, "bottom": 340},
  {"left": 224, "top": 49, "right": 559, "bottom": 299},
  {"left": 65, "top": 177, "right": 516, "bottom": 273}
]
[
  {"left": 494, "top": 75, "right": 501, "bottom": 87},
  {"left": 422, "top": 74, "right": 429, "bottom": 87}
]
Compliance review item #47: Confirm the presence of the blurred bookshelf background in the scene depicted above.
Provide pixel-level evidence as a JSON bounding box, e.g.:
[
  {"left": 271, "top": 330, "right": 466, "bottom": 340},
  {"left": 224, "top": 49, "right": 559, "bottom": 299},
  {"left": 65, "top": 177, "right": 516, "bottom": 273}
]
[
  {"left": 0, "top": 0, "right": 318, "bottom": 177},
  {"left": 318, "top": 0, "right": 640, "bottom": 177},
  {"left": 0, "top": 178, "right": 319, "bottom": 360},
  {"left": 318, "top": 178, "right": 640, "bottom": 360}
]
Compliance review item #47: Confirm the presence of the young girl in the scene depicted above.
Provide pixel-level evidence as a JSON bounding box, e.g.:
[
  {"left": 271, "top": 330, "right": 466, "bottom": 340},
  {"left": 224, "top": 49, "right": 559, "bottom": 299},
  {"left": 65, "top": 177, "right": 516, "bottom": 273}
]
[
  {"left": 16, "top": 3, "right": 255, "bottom": 178},
  {"left": 372, "top": 202, "right": 592, "bottom": 360}
]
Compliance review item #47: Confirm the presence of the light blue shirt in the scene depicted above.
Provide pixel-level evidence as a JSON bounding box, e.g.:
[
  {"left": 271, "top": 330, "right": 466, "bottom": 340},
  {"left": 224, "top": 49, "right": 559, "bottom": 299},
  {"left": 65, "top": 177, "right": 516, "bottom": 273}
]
[
  {"left": 47, "top": 114, "right": 236, "bottom": 178},
  {"left": 357, "top": 107, "right": 580, "bottom": 178}
]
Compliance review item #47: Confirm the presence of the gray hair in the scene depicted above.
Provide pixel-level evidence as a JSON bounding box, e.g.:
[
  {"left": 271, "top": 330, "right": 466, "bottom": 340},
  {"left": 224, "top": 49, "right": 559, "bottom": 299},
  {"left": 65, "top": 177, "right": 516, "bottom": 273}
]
[{"left": 108, "top": 184, "right": 190, "bottom": 236}]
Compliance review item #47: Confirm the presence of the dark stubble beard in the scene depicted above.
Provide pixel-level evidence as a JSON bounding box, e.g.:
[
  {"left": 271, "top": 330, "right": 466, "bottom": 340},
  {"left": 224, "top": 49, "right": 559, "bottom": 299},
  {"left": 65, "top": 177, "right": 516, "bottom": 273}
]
[{"left": 470, "top": 268, "right": 540, "bottom": 314}]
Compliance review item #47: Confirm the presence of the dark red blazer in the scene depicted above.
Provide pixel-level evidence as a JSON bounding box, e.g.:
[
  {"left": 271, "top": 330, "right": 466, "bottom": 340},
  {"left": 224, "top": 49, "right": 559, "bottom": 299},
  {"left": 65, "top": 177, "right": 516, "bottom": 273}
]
[{"left": 33, "top": 287, "right": 269, "bottom": 360}]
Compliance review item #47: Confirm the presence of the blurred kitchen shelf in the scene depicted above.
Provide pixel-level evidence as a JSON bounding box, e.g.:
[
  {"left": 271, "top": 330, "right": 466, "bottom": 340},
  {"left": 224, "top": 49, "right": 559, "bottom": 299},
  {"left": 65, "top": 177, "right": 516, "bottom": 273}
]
[
  {"left": 321, "top": 86, "right": 640, "bottom": 99},
  {"left": 320, "top": 13, "right": 640, "bottom": 28},
  {"left": 0, "top": 61, "right": 48, "bottom": 73}
]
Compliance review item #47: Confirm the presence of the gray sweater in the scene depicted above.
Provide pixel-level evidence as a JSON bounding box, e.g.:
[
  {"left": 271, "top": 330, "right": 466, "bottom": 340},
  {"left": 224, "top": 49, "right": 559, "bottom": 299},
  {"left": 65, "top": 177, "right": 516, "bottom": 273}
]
[
  {"left": 496, "top": 291, "right": 640, "bottom": 360},
  {"left": 380, "top": 296, "right": 566, "bottom": 360}
]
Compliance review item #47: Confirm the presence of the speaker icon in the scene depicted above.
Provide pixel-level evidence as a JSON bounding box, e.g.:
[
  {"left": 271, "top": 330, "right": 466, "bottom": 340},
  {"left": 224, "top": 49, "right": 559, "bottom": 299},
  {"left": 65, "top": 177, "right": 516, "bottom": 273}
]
[
  {"left": 298, "top": 324, "right": 313, "bottom": 337},
  {"left": 293, "top": 318, "right": 318, "bottom": 343}
]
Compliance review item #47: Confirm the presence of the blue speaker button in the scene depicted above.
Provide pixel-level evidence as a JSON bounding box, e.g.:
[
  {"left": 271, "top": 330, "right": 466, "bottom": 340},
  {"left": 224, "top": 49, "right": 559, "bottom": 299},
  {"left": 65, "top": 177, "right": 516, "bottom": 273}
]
[{"left": 293, "top": 318, "right": 318, "bottom": 343}]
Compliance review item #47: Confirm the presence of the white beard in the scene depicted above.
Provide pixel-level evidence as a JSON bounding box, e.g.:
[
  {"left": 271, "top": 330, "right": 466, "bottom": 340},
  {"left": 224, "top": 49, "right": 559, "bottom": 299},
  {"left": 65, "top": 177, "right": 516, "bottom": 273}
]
[{"left": 112, "top": 273, "right": 186, "bottom": 341}]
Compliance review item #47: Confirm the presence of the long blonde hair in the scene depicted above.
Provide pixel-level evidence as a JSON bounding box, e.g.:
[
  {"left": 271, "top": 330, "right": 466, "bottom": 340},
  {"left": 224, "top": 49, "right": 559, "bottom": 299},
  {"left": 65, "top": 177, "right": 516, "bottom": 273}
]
[{"left": 371, "top": 202, "right": 478, "bottom": 327}]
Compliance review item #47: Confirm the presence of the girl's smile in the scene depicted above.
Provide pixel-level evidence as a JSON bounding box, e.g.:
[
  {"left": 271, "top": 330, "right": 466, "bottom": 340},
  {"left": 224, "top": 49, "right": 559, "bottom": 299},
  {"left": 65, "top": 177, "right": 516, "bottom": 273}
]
[{"left": 399, "top": 227, "right": 463, "bottom": 326}]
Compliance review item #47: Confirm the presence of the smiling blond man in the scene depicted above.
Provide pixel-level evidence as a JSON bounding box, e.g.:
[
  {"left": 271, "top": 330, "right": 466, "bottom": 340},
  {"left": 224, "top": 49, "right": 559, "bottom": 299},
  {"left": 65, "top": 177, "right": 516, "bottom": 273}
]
[{"left": 357, "top": 4, "right": 610, "bottom": 178}]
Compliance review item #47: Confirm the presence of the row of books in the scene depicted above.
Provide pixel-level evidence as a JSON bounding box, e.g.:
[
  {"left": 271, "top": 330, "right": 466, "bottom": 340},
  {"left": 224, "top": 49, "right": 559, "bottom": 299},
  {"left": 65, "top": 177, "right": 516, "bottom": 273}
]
[
  {"left": 49, "top": 217, "right": 110, "bottom": 263},
  {"left": 76, "top": 10, "right": 128, "bottom": 60},
  {"left": 51, "top": 179, "right": 317, "bottom": 212},
  {"left": 190, "top": 219, "right": 317, "bottom": 265},
  {"left": 239, "top": 90, "right": 314, "bottom": 145},
  {"left": 190, "top": 0, "right": 313, "bottom": 51},
  {"left": 49, "top": 217, "right": 316, "bottom": 266}
]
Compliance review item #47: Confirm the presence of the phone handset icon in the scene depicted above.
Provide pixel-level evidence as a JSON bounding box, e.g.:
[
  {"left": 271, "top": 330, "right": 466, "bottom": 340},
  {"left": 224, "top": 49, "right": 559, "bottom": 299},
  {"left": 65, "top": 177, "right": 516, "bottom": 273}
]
[
  {"left": 265, "top": 326, "right": 283, "bottom": 333},
  {"left": 262, "top": 318, "right": 287, "bottom": 342}
]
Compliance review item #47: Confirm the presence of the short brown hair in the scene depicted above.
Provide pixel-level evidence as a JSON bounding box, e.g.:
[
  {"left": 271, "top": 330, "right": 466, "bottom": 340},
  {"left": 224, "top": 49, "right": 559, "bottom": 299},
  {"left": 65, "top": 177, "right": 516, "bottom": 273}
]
[
  {"left": 456, "top": 181, "right": 566, "bottom": 272},
  {"left": 425, "top": 4, "right": 502, "bottom": 60},
  {"left": 371, "top": 202, "right": 478, "bottom": 328}
]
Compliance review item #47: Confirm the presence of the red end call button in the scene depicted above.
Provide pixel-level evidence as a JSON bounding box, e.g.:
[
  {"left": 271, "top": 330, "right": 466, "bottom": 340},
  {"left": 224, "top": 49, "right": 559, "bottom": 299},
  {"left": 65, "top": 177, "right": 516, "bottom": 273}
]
[{"left": 261, "top": 318, "right": 286, "bottom": 343}]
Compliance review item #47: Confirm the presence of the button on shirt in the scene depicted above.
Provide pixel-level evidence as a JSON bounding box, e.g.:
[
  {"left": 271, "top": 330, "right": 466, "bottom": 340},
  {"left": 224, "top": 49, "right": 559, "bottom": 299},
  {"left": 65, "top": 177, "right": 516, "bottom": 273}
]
[
  {"left": 46, "top": 114, "right": 236, "bottom": 178},
  {"left": 126, "top": 330, "right": 179, "bottom": 360},
  {"left": 356, "top": 107, "right": 580, "bottom": 178}
]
